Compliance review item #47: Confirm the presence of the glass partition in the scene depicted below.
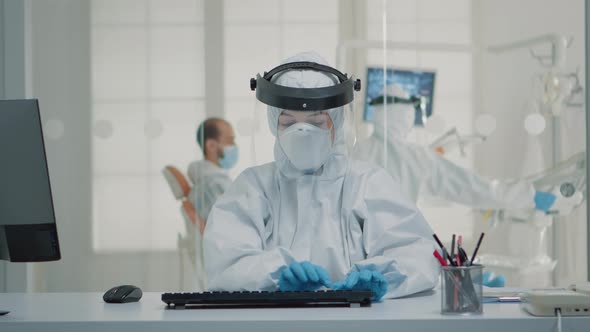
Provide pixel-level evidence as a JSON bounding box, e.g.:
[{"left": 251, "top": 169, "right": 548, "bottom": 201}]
[{"left": 9, "top": 0, "right": 586, "bottom": 292}]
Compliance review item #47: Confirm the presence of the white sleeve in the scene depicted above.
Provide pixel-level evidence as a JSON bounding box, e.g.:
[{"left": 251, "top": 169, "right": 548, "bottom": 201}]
[
  {"left": 352, "top": 168, "right": 440, "bottom": 298},
  {"left": 203, "top": 171, "right": 295, "bottom": 291},
  {"left": 425, "top": 151, "right": 535, "bottom": 210}
]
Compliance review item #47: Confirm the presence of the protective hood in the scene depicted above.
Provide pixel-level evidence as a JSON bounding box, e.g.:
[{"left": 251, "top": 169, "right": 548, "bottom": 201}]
[
  {"left": 266, "top": 52, "right": 348, "bottom": 179},
  {"left": 372, "top": 84, "right": 416, "bottom": 141}
]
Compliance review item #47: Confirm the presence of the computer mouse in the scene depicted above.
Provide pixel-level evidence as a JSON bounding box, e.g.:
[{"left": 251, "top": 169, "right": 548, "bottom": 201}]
[{"left": 103, "top": 285, "right": 143, "bottom": 303}]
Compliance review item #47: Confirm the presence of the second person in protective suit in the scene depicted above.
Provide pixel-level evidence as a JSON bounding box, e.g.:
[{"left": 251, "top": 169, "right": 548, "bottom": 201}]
[
  {"left": 354, "top": 84, "right": 574, "bottom": 214},
  {"left": 203, "top": 52, "right": 440, "bottom": 300},
  {"left": 353, "top": 84, "right": 582, "bottom": 288}
]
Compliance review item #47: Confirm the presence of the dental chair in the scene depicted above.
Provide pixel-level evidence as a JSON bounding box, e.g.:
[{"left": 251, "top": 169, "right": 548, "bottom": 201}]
[{"left": 162, "top": 165, "right": 207, "bottom": 291}]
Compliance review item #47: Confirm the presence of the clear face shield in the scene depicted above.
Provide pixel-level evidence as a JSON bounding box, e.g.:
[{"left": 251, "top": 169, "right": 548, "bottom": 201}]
[
  {"left": 250, "top": 61, "right": 360, "bottom": 175},
  {"left": 365, "top": 86, "right": 420, "bottom": 169},
  {"left": 373, "top": 94, "right": 421, "bottom": 127}
]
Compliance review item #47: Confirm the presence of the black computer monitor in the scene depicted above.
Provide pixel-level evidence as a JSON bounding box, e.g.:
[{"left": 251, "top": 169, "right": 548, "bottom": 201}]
[
  {"left": 0, "top": 99, "right": 61, "bottom": 262},
  {"left": 364, "top": 67, "right": 436, "bottom": 126}
]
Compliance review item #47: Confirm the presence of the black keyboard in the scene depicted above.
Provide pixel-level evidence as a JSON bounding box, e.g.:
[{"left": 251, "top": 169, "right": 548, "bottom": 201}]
[{"left": 162, "top": 290, "right": 373, "bottom": 309}]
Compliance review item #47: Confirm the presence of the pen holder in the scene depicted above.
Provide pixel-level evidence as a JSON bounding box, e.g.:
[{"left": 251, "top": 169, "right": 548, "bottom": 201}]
[{"left": 441, "top": 265, "right": 483, "bottom": 315}]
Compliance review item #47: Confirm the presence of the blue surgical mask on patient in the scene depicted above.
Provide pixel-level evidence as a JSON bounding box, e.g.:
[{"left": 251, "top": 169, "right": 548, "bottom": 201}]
[{"left": 219, "top": 145, "right": 239, "bottom": 169}]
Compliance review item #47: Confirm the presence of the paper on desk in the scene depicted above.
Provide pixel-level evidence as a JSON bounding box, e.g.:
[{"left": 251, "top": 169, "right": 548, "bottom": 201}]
[
  {"left": 483, "top": 286, "right": 567, "bottom": 303},
  {"left": 483, "top": 286, "right": 530, "bottom": 298}
]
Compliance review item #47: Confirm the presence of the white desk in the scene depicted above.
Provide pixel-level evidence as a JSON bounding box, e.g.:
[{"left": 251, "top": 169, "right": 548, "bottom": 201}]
[{"left": 1, "top": 292, "right": 589, "bottom": 332}]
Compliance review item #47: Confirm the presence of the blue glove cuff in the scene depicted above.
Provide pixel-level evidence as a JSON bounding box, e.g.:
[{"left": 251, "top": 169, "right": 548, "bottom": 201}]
[{"left": 534, "top": 191, "right": 556, "bottom": 212}]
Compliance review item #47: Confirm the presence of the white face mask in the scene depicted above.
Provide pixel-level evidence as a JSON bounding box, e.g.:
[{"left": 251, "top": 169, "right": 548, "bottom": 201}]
[{"left": 278, "top": 122, "right": 332, "bottom": 173}]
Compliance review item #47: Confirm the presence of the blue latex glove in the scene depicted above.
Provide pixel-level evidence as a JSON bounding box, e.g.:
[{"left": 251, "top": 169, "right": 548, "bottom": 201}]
[
  {"left": 278, "top": 261, "right": 331, "bottom": 291},
  {"left": 534, "top": 191, "right": 557, "bottom": 212},
  {"left": 482, "top": 271, "right": 506, "bottom": 288},
  {"left": 332, "top": 270, "right": 388, "bottom": 301}
]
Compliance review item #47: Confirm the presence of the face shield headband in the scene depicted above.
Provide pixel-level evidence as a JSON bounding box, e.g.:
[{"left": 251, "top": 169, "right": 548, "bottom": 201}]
[
  {"left": 250, "top": 61, "right": 361, "bottom": 111},
  {"left": 369, "top": 95, "right": 426, "bottom": 108}
]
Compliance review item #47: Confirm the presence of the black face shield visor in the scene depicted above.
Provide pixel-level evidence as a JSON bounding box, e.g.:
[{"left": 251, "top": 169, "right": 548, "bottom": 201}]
[{"left": 250, "top": 61, "right": 361, "bottom": 111}]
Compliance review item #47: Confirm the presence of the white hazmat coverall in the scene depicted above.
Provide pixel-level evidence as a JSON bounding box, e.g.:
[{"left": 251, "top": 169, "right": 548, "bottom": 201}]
[
  {"left": 203, "top": 52, "right": 440, "bottom": 299},
  {"left": 354, "top": 85, "right": 537, "bottom": 210}
]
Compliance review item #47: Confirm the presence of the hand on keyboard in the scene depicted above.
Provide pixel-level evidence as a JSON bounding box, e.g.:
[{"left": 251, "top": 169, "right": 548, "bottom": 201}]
[
  {"left": 278, "top": 261, "right": 332, "bottom": 291},
  {"left": 333, "top": 270, "right": 388, "bottom": 301}
]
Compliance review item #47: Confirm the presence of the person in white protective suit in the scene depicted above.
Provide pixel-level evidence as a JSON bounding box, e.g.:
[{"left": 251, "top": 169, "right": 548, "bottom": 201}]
[
  {"left": 353, "top": 84, "right": 581, "bottom": 215},
  {"left": 203, "top": 52, "right": 440, "bottom": 300},
  {"left": 353, "top": 84, "right": 583, "bottom": 288}
]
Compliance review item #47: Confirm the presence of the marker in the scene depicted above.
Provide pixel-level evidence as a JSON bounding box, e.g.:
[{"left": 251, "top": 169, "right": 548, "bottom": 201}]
[{"left": 433, "top": 250, "right": 448, "bottom": 266}]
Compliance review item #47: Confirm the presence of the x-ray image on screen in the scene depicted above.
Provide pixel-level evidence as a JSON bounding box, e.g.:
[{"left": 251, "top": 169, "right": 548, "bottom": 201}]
[{"left": 364, "top": 67, "right": 436, "bottom": 126}]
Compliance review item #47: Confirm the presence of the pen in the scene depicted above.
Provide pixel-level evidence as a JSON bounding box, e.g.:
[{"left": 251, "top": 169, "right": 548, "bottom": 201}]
[
  {"left": 470, "top": 232, "right": 485, "bottom": 265},
  {"left": 457, "top": 235, "right": 468, "bottom": 265},
  {"left": 432, "top": 234, "right": 455, "bottom": 266},
  {"left": 450, "top": 234, "right": 456, "bottom": 265},
  {"left": 458, "top": 247, "right": 469, "bottom": 266},
  {"left": 433, "top": 250, "right": 448, "bottom": 266},
  {"left": 432, "top": 233, "right": 445, "bottom": 250}
]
